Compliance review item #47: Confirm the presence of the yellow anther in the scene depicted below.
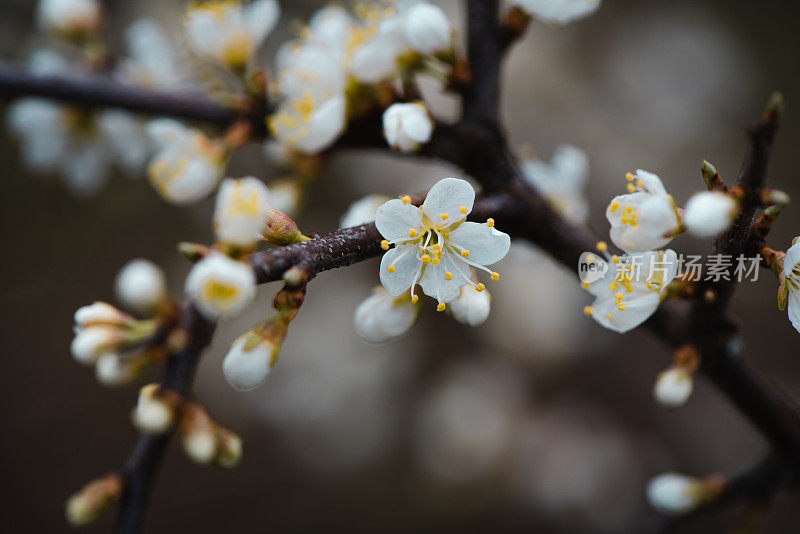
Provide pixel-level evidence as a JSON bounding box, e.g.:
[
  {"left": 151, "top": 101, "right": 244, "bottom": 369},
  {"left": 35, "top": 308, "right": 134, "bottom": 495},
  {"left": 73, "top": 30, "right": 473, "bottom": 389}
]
[
  {"left": 614, "top": 292, "right": 624, "bottom": 300},
  {"left": 401, "top": 195, "right": 411, "bottom": 204},
  {"left": 380, "top": 240, "right": 390, "bottom": 251},
  {"left": 408, "top": 228, "right": 417, "bottom": 237},
  {"left": 486, "top": 218, "right": 495, "bottom": 228},
  {"left": 611, "top": 255, "right": 619, "bottom": 264},
  {"left": 596, "top": 241, "right": 607, "bottom": 252},
  {"left": 583, "top": 305, "right": 593, "bottom": 316},
  {"left": 475, "top": 283, "right": 486, "bottom": 292},
  {"left": 459, "top": 206, "right": 468, "bottom": 214},
  {"left": 581, "top": 281, "right": 591, "bottom": 289},
  {"left": 490, "top": 272, "right": 499, "bottom": 281},
  {"left": 411, "top": 294, "right": 419, "bottom": 304},
  {"left": 421, "top": 254, "right": 432, "bottom": 264},
  {"left": 794, "top": 236, "right": 799, "bottom": 246},
  {"left": 432, "top": 257, "right": 440, "bottom": 265},
  {"left": 387, "top": 265, "right": 395, "bottom": 273},
  {"left": 440, "top": 213, "right": 448, "bottom": 220},
  {"left": 461, "top": 250, "right": 470, "bottom": 258},
  {"left": 436, "top": 302, "right": 446, "bottom": 312},
  {"left": 626, "top": 172, "right": 634, "bottom": 181},
  {"left": 617, "top": 303, "right": 626, "bottom": 311},
  {"left": 606, "top": 312, "right": 613, "bottom": 319},
  {"left": 636, "top": 180, "right": 644, "bottom": 189},
  {"left": 445, "top": 271, "right": 453, "bottom": 280},
  {"left": 608, "top": 281, "right": 618, "bottom": 292},
  {"left": 626, "top": 183, "right": 636, "bottom": 193},
  {"left": 432, "top": 243, "right": 442, "bottom": 251},
  {"left": 609, "top": 200, "right": 620, "bottom": 212}
]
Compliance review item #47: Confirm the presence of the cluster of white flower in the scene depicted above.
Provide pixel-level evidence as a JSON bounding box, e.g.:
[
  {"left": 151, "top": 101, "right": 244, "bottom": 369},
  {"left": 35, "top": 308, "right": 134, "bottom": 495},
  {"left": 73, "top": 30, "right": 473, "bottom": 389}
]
[{"left": 512, "top": 0, "right": 602, "bottom": 25}]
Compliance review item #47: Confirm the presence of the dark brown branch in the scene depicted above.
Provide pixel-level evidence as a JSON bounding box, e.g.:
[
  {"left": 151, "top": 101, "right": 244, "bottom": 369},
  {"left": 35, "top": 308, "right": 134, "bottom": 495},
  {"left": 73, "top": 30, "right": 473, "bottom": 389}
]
[{"left": 0, "top": 63, "right": 247, "bottom": 128}]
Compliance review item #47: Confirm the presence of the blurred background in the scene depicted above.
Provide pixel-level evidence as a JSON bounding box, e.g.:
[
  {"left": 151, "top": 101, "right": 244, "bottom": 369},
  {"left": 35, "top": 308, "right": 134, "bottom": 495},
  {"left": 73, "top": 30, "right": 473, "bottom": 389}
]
[{"left": 1, "top": 0, "right": 800, "bottom": 532}]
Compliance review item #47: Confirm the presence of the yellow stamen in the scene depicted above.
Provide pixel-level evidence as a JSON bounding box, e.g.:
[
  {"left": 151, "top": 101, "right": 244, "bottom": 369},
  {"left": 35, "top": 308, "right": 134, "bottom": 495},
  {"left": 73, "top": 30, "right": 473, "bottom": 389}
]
[
  {"left": 436, "top": 302, "right": 446, "bottom": 312},
  {"left": 411, "top": 294, "right": 419, "bottom": 304},
  {"left": 459, "top": 206, "right": 468, "bottom": 214},
  {"left": 606, "top": 312, "right": 613, "bottom": 319},
  {"left": 461, "top": 250, "right": 470, "bottom": 258},
  {"left": 380, "top": 240, "right": 390, "bottom": 251},
  {"left": 387, "top": 265, "right": 395, "bottom": 273},
  {"left": 626, "top": 172, "right": 634, "bottom": 181},
  {"left": 581, "top": 281, "right": 591, "bottom": 289},
  {"left": 421, "top": 254, "right": 432, "bottom": 264},
  {"left": 596, "top": 241, "right": 607, "bottom": 252},
  {"left": 486, "top": 218, "right": 495, "bottom": 227},
  {"left": 626, "top": 183, "right": 636, "bottom": 193},
  {"left": 609, "top": 200, "right": 620, "bottom": 212},
  {"left": 401, "top": 195, "right": 411, "bottom": 204},
  {"left": 617, "top": 303, "right": 626, "bottom": 311},
  {"left": 408, "top": 228, "right": 417, "bottom": 237},
  {"left": 440, "top": 213, "right": 448, "bottom": 220},
  {"left": 445, "top": 271, "right": 453, "bottom": 280},
  {"left": 475, "top": 283, "right": 485, "bottom": 292},
  {"left": 490, "top": 272, "right": 499, "bottom": 282},
  {"left": 611, "top": 255, "right": 619, "bottom": 264},
  {"left": 583, "top": 305, "right": 593, "bottom": 316},
  {"left": 432, "top": 257, "right": 440, "bottom": 265}
]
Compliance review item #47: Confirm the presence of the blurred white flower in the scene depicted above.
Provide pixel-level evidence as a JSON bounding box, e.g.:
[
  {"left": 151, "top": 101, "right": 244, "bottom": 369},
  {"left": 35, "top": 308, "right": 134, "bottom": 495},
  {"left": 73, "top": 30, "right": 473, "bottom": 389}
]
[
  {"left": 268, "top": 93, "right": 347, "bottom": 154},
  {"left": 583, "top": 249, "right": 678, "bottom": 333},
  {"left": 348, "top": 5, "right": 408, "bottom": 83},
  {"left": 119, "top": 19, "right": 187, "bottom": 90},
  {"left": 653, "top": 366, "right": 693, "bottom": 408},
  {"left": 646, "top": 473, "right": 704, "bottom": 515},
  {"left": 184, "top": 0, "right": 280, "bottom": 71},
  {"left": 214, "top": 176, "right": 272, "bottom": 247},
  {"left": 222, "top": 329, "right": 278, "bottom": 391},
  {"left": 353, "top": 287, "right": 420, "bottom": 344},
  {"left": 38, "top": 0, "right": 102, "bottom": 38},
  {"left": 74, "top": 302, "right": 132, "bottom": 329},
  {"left": 782, "top": 237, "right": 800, "bottom": 334},
  {"left": 382, "top": 102, "right": 434, "bottom": 153},
  {"left": 70, "top": 327, "right": 122, "bottom": 365},
  {"left": 521, "top": 144, "right": 589, "bottom": 224},
  {"left": 377, "top": 178, "right": 510, "bottom": 309},
  {"left": 606, "top": 170, "right": 681, "bottom": 253},
  {"left": 146, "top": 119, "right": 227, "bottom": 204},
  {"left": 95, "top": 353, "right": 139, "bottom": 387},
  {"left": 340, "top": 194, "right": 391, "bottom": 228},
  {"left": 115, "top": 258, "right": 168, "bottom": 314},
  {"left": 512, "top": 0, "right": 601, "bottom": 25},
  {"left": 404, "top": 2, "right": 453, "bottom": 55},
  {"left": 185, "top": 254, "right": 256, "bottom": 320},
  {"left": 448, "top": 283, "right": 491, "bottom": 326},
  {"left": 683, "top": 191, "right": 738, "bottom": 238},
  {"left": 132, "top": 384, "right": 174, "bottom": 434}
]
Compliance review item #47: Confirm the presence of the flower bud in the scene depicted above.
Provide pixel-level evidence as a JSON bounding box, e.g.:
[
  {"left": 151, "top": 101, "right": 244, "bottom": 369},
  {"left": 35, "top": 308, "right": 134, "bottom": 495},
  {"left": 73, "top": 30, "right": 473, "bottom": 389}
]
[
  {"left": 449, "top": 284, "right": 491, "bottom": 326},
  {"left": 404, "top": 3, "right": 453, "bottom": 55},
  {"left": 512, "top": 0, "right": 601, "bottom": 25},
  {"left": 382, "top": 102, "right": 433, "bottom": 153},
  {"left": 65, "top": 474, "right": 122, "bottom": 526},
  {"left": 215, "top": 428, "right": 243, "bottom": 469},
  {"left": 115, "top": 259, "right": 167, "bottom": 314},
  {"left": 261, "top": 207, "right": 306, "bottom": 246},
  {"left": 646, "top": 473, "right": 705, "bottom": 515},
  {"left": 95, "top": 353, "right": 139, "bottom": 387},
  {"left": 74, "top": 302, "right": 132, "bottom": 328},
  {"left": 132, "top": 384, "right": 176, "bottom": 434},
  {"left": 222, "top": 329, "right": 280, "bottom": 391},
  {"left": 354, "top": 287, "right": 420, "bottom": 344},
  {"left": 185, "top": 254, "right": 256, "bottom": 320},
  {"left": 683, "top": 191, "right": 738, "bottom": 238},
  {"left": 39, "top": 0, "right": 102, "bottom": 40},
  {"left": 214, "top": 177, "right": 272, "bottom": 247},
  {"left": 339, "top": 194, "right": 390, "bottom": 228},
  {"left": 71, "top": 326, "right": 122, "bottom": 365},
  {"left": 653, "top": 366, "right": 693, "bottom": 408}
]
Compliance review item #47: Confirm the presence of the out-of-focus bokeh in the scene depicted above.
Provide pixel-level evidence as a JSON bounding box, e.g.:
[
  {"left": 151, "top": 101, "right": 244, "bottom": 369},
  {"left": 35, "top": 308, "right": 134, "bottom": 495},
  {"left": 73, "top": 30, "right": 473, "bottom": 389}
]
[{"left": 2, "top": 0, "right": 800, "bottom": 532}]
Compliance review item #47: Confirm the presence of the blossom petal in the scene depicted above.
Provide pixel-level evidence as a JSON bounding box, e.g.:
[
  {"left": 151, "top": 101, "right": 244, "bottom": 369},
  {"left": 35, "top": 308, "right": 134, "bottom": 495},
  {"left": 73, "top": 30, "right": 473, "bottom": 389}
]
[
  {"left": 419, "top": 251, "right": 470, "bottom": 303},
  {"left": 447, "top": 222, "right": 511, "bottom": 265},
  {"left": 784, "top": 240, "right": 800, "bottom": 278},
  {"left": 635, "top": 169, "right": 668, "bottom": 196},
  {"left": 591, "top": 292, "right": 660, "bottom": 333},
  {"left": 420, "top": 177, "right": 475, "bottom": 225},
  {"left": 380, "top": 244, "right": 422, "bottom": 297},
  {"left": 293, "top": 95, "right": 346, "bottom": 154},
  {"left": 246, "top": 0, "right": 280, "bottom": 44},
  {"left": 638, "top": 195, "right": 679, "bottom": 238},
  {"left": 375, "top": 199, "right": 423, "bottom": 242},
  {"left": 788, "top": 291, "right": 800, "bottom": 334}
]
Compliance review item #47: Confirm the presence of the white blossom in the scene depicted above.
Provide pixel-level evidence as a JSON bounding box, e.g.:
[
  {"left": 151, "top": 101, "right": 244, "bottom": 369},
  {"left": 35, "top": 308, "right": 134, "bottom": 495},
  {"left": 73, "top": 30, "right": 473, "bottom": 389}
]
[
  {"left": 184, "top": 0, "right": 280, "bottom": 70},
  {"left": 214, "top": 176, "right": 273, "bottom": 247},
  {"left": 683, "top": 191, "right": 738, "bottom": 238},
  {"left": 340, "top": 194, "right": 391, "bottom": 228},
  {"left": 448, "top": 283, "right": 491, "bottom": 326},
  {"left": 783, "top": 237, "right": 800, "bottom": 334},
  {"left": 183, "top": 428, "right": 217, "bottom": 464},
  {"left": 606, "top": 170, "right": 681, "bottom": 253},
  {"left": 583, "top": 249, "right": 678, "bottom": 333},
  {"left": 74, "top": 302, "right": 131, "bottom": 329},
  {"left": 404, "top": 2, "right": 453, "bottom": 55},
  {"left": 70, "top": 327, "right": 121, "bottom": 365},
  {"left": 376, "top": 178, "right": 510, "bottom": 310},
  {"left": 132, "top": 384, "right": 174, "bottom": 434},
  {"left": 146, "top": 119, "right": 227, "bottom": 204},
  {"left": 349, "top": 6, "right": 408, "bottom": 83},
  {"left": 268, "top": 93, "right": 347, "bottom": 155},
  {"left": 512, "top": 0, "right": 601, "bottom": 25},
  {"left": 119, "top": 19, "right": 186, "bottom": 90},
  {"left": 646, "top": 473, "right": 704, "bottom": 515},
  {"left": 382, "top": 102, "right": 434, "bottom": 153},
  {"left": 38, "top": 0, "right": 102, "bottom": 38},
  {"left": 222, "top": 331, "right": 277, "bottom": 391},
  {"left": 115, "top": 259, "right": 167, "bottom": 314},
  {"left": 353, "top": 287, "right": 421, "bottom": 344},
  {"left": 653, "top": 367, "right": 693, "bottom": 408},
  {"left": 185, "top": 254, "right": 256, "bottom": 320},
  {"left": 521, "top": 144, "right": 589, "bottom": 224}
]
